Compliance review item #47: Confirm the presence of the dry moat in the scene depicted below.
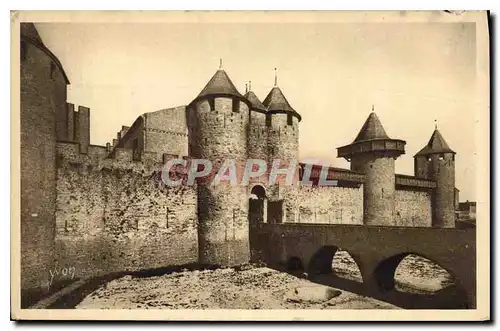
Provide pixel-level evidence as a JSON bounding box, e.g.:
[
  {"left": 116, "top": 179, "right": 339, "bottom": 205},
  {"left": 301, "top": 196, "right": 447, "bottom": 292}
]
[{"left": 76, "top": 252, "right": 453, "bottom": 309}]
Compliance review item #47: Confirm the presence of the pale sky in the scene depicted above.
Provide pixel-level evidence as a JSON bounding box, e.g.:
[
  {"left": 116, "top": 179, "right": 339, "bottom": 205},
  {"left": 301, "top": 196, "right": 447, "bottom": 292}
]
[{"left": 36, "top": 21, "right": 478, "bottom": 201}]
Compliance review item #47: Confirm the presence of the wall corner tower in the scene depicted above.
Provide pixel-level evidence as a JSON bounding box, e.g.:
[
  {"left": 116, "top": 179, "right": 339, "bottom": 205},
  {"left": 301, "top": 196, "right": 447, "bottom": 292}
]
[
  {"left": 188, "top": 65, "right": 251, "bottom": 266},
  {"left": 20, "top": 23, "right": 70, "bottom": 292},
  {"left": 414, "top": 127, "right": 456, "bottom": 228},
  {"left": 337, "top": 110, "right": 406, "bottom": 226},
  {"left": 263, "top": 72, "right": 301, "bottom": 223},
  {"left": 245, "top": 81, "right": 268, "bottom": 162}
]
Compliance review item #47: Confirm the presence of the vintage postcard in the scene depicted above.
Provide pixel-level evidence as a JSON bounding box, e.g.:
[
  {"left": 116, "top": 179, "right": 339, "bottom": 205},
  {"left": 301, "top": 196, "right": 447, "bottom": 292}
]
[{"left": 11, "top": 10, "right": 490, "bottom": 321}]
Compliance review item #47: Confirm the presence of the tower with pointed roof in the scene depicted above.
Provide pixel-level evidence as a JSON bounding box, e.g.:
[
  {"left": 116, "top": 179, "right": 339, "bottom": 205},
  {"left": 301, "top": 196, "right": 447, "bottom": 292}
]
[
  {"left": 187, "top": 64, "right": 252, "bottom": 266},
  {"left": 414, "top": 127, "right": 456, "bottom": 228},
  {"left": 337, "top": 110, "right": 406, "bottom": 225},
  {"left": 263, "top": 70, "right": 301, "bottom": 223},
  {"left": 20, "top": 22, "right": 70, "bottom": 292}
]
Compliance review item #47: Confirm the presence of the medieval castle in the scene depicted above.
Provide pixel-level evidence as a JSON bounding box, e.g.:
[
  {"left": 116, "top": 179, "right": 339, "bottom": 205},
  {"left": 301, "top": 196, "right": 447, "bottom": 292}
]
[{"left": 20, "top": 23, "right": 460, "bottom": 299}]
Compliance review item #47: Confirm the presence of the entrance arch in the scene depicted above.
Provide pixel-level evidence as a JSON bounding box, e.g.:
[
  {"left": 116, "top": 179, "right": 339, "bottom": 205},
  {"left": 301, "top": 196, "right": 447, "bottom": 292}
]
[
  {"left": 251, "top": 185, "right": 266, "bottom": 199},
  {"left": 249, "top": 185, "right": 266, "bottom": 226}
]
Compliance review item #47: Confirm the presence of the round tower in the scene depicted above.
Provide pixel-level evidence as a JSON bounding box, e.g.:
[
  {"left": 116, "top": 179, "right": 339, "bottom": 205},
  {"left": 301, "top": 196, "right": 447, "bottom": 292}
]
[
  {"left": 188, "top": 65, "right": 251, "bottom": 266},
  {"left": 245, "top": 81, "right": 268, "bottom": 163},
  {"left": 414, "top": 127, "right": 456, "bottom": 228},
  {"left": 337, "top": 110, "right": 406, "bottom": 226},
  {"left": 263, "top": 71, "right": 301, "bottom": 223},
  {"left": 20, "top": 23, "right": 69, "bottom": 291}
]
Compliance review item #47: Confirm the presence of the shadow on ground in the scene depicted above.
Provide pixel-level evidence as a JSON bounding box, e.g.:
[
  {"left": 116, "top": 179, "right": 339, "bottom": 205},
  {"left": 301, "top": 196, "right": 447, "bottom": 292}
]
[
  {"left": 24, "top": 261, "right": 469, "bottom": 310},
  {"left": 272, "top": 263, "right": 470, "bottom": 310},
  {"left": 27, "top": 263, "right": 226, "bottom": 309}
]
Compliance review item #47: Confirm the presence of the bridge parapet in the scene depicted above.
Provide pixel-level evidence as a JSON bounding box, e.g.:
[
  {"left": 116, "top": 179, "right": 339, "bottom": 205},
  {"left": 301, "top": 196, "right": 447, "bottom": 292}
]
[{"left": 250, "top": 223, "right": 476, "bottom": 308}]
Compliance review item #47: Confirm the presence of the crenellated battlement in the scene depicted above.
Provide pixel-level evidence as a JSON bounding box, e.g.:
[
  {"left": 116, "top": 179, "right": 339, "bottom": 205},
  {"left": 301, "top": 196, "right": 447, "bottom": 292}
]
[
  {"left": 56, "top": 141, "right": 191, "bottom": 176},
  {"left": 57, "top": 141, "right": 106, "bottom": 163},
  {"left": 60, "top": 102, "right": 91, "bottom": 154}
]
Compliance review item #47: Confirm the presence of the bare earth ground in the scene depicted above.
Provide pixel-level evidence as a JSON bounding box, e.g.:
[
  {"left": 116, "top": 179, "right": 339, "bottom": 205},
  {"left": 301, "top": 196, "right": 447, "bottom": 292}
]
[
  {"left": 76, "top": 267, "right": 396, "bottom": 309},
  {"left": 76, "top": 253, "right": 452, "bottom": 309}
]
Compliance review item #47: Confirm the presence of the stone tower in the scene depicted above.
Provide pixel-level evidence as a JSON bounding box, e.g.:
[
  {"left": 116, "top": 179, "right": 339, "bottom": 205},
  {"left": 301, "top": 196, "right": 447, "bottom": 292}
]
[
  {"left": 414, "top": 127, "right": 456, "bottom": 228},
  {"left": 245, "top": 82, "right": 268, "bottom": 162},
  {"left": 20, "top": 23, "right": 70, "bottom": 292},
  {"left": 263, "top": 75, "right": 301, "bottom": 223},
  {"left": 337, "top": 111, "right": 406, "bottom": 226},
  {"left": 188, "top": 66, "right": 251, "bottom": 266}
]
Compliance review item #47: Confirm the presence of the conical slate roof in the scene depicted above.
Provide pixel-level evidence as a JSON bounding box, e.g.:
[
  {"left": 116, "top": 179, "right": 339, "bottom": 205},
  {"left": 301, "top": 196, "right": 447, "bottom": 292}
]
[
  {"left": 21, "top": 23, "right": 44, "bottom": 45},
  {"left": 20, "top": 22, "right": 70, "bottom": 84},
  {"left": 415, "top": 129, "right": 455, "bottom": 156},
  {"left": 353, "top": 112, "right": 390, "bottom": 143},
  {"left": 263, "top": 86, "right": 295, "bottom": 113},
  {"left": 244, "top": 90, "right": 266, "bottom": 111},
  {"left": 196, "top": 69, "right": 242, "bottom": 99}
]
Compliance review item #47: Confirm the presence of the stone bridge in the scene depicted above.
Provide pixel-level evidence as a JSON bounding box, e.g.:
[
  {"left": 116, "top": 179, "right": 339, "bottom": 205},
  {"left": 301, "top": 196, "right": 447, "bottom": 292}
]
[{"left": 250, "top": 223, "right": 476, "bottom": 309}]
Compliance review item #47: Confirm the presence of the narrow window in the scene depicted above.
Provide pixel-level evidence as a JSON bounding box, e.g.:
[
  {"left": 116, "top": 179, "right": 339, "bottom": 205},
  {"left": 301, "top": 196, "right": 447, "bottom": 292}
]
[
  {"left": 132, "top": 138, "right": 140, "bottom": 160},
  {"left": 208, "top": 97, "right": 215, "bottom": 111},
  {"left": 232, "top": 98, "right": 240, "bottom": 113},
  {"left": 266, "top": 115, "right": 271, "bottom": 127},
  {"left": 287, "top": 114, "right": 293, "bottom": 126}
]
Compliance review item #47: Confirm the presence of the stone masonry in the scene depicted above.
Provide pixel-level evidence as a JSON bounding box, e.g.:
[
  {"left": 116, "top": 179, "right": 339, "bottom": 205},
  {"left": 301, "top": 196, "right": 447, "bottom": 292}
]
[{"left": 20, "top": 24, "right": 460, "bottom": 300}]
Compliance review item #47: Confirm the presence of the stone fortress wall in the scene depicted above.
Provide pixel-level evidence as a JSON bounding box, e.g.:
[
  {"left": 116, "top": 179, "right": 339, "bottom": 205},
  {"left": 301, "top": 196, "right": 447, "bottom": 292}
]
[
  {"left": 20, "top": 23, "right": 457, "bottom": 298},
  {"left": 55, "top": 142, "right": 198, "bottom": 280}
]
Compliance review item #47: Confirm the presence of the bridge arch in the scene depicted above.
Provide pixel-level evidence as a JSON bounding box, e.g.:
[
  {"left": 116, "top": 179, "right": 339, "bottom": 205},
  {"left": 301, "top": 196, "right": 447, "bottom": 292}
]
[
  {"left": 373, "top": 252, "right": 457, "bottom": 292},
  {"left": 308, "top": 245, "right": 363, "bottom": 282},
  {"left": 372, "top": 252, "right": 471, "bottom": 308},
  {"left": 250, "top": 223, "right": 476, "bottom": 308}
]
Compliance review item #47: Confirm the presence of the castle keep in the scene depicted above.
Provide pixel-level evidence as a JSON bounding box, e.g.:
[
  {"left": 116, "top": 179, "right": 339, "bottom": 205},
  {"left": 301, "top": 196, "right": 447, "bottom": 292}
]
[{"left": 20, "top": 24, "right": 459, "bottom": 297}]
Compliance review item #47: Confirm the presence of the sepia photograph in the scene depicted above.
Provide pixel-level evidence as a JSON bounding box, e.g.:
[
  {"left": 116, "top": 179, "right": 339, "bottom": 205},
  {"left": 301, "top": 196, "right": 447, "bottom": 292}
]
[{"left": 10, "top": 10, "right": 490, "bottom": 321}]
